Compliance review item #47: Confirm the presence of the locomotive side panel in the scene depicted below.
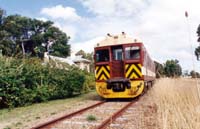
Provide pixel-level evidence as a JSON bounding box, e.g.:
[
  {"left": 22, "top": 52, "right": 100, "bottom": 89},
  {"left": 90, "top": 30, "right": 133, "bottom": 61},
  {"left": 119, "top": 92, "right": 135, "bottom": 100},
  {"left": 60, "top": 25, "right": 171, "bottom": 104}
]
[{"left": 142, "top": 45, "right": 156, "bottom": 82}]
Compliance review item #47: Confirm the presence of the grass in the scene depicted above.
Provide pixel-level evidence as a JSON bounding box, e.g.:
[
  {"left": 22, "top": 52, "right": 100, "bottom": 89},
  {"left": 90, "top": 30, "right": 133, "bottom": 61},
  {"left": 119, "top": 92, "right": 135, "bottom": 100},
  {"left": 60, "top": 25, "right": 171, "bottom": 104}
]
[
  {"left": 2, "top": 78, "right": 199, "bottom": 129},
  {"left": 0, "top": 91, "right": 98, "bottom": 129},
  {"left": 149, "top": 78, "right": 200, "bottom": 129},
  {"left": 86, "top": 114, "right": 97, "bottom": 121}
]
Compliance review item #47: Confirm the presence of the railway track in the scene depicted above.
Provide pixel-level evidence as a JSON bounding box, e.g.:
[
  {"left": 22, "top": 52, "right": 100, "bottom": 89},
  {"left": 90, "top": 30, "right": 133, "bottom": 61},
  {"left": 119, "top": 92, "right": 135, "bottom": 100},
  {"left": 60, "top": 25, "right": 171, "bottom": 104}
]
[{"left": 31, "top": 98, "right": 139, "bottom": 129}]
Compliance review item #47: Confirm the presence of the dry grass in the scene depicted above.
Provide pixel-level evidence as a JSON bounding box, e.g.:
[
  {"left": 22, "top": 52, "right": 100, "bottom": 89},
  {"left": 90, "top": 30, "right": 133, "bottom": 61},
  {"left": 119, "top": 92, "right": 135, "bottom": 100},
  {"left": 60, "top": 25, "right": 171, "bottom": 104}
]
[
  {"left": 0, "top": 91, "right": 101, "bottom": 129},
  {"left": 150, "top": 78, "right": 200, "bottom": 129}
]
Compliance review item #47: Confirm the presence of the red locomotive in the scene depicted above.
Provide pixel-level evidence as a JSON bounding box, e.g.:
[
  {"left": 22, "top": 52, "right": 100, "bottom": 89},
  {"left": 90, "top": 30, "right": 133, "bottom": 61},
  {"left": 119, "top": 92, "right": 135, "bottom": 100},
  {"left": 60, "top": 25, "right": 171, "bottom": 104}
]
[{"left": 94, "top": 32, "right": 155, "bottom": 98}]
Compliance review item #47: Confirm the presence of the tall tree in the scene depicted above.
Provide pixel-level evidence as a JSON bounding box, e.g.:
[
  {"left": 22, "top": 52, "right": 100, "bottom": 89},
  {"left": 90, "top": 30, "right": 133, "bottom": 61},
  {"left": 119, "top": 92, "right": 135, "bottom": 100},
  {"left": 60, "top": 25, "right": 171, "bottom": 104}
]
[
  {"left": 195, "top": 24, "right": 200, "bottom": 60},
  {"left": 164, "top": 59, "right": 182, "bottom": 77},
  {"left": 0, "top": 9, "right": 70, "bottom": 58},
  {"left": 75, "top": 50, "right": 87, "bottom": 58},
  {"left": 154, "top": 61, "right": 164, "bottom": 78}
]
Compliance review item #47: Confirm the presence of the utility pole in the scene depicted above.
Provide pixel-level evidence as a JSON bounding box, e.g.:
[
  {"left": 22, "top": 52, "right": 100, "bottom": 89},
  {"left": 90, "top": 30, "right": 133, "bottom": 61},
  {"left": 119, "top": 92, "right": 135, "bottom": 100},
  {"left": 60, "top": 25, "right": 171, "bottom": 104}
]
[{"left": 185, "top": 11, "right": 200, "bottom": 104}]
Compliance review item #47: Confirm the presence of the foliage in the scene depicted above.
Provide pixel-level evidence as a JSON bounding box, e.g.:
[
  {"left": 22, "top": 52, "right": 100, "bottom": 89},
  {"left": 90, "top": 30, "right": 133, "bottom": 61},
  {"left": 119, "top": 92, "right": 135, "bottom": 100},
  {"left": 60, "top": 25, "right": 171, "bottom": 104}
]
[
  {"left": 0, "top": 56, "right": 86, "bottom": 108},
  {"left": 164, "top": 59, "right": 182, "bottom": 77},
  {"left": 86, "top": 114, "right": 97, "bottom": 121},
  {"left": 195, "top": 24, "right": 200, "bottom": 60},
  {"left": 190, "top": 70, "right": 200, "bottom": 78},
  {"left": 154, "top": 61, "right": 164, "bottom": 78},
  {"left": 0, "top": 8, "right": 70, "bottom": 58},
  {"left": 195, "top": 46, "right": 200, "bottom": 60},
  {"left": 83, "top": 72, "right": 95, "bottom": 92}
]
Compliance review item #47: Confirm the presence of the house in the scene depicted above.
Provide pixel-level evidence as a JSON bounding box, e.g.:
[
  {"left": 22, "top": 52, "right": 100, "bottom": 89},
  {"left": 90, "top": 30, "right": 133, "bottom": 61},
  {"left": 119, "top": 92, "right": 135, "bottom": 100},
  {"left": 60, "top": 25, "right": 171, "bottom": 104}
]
[
  {"left": 44, "top": 52, "right": 91, "bottom": 72},
  {"left": 68, "top": 55, "right": 91, "bottom": 72}
]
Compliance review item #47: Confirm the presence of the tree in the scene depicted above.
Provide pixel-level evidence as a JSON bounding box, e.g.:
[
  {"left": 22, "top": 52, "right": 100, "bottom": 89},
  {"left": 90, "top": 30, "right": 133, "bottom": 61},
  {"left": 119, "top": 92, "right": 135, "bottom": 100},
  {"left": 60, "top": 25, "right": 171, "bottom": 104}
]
[
  {"left": 190, "top": 70, "right": 200, "bottom": 78},
  {"left": 75, "top": 50, "right": 87, "bottom": 58},
  {"left": 75, "top": 50, "right": 94, "bottom": 72},
  {"left": 154, "top": 61, "right": 164, "bottom": 78},
  {"left": 0, "top": 9, "right": 70, "bottom": 58},
  {"left": 164, "top": 59, "right": 182, "bottom": 77},
  {"left": 195, "top": 24, "right": 200, "bottom": 60},
  {"left": 0, "top": 8, "right": 6, "bottom": 26}
]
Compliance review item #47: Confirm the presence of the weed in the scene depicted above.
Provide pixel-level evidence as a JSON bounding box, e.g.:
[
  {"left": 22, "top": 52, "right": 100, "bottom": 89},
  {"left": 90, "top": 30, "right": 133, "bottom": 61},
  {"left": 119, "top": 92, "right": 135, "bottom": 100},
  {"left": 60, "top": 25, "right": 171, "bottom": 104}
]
[
  {"left": 86, "top": 115, "right": 97, "bottom": 121},
  {"left": 35, "top": 116, "right": 40, "bottom": 119},
  {"left": 3, "top": 127, "right": 11, "bottom": 129},
  {"left": 50, "top": 112, "right": 56, "bottom": 115}
]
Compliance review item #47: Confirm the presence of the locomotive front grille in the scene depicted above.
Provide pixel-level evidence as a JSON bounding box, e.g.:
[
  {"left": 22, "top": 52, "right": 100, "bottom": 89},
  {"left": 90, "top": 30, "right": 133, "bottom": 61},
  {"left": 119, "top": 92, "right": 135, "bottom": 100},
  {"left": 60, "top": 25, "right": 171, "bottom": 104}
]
[{"left": 106, "top": 78, "right": 131, "bottom": 92}]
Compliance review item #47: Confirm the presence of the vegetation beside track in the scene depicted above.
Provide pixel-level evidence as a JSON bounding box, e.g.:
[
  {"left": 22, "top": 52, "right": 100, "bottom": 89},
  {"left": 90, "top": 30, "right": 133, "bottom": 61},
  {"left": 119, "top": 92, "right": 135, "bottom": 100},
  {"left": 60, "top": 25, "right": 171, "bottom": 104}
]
[
  {"left": 149, "top": 78, "right": 200, "bottom": 129},
  {"left": 0, "top": 91, "right": 99, "bottom": 129},
  {"left": 0, "top": 56, "right": 95, "bottom": 108}
]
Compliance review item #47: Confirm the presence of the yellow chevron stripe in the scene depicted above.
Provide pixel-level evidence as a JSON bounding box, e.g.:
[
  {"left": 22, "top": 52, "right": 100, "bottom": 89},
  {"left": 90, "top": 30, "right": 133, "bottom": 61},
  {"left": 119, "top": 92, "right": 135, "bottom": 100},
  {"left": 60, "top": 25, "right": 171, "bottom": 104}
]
[
  {"left": 95, "top": 66, "right": 110, "bottom": 80},
  {"left": 138, "top": 64, "right": 142, "bottom": 69},
  {"left": 125, "top": 65, "right": 134, "bottom": 78},
  {"left": 96, "top": 67, "right": 109, "bottom": 78},
  {"left": 95, "top": 66, "right": 99, "bottom": 78},
  {"left": 130, "top": 72, "right": 138, "bottom": 79},
  {"left": 125, "top": 64, "right": 142, "bottom": 78},
  {"left": 125, "top": 64, "right": 129, "bottom": 70},
  {"left": 100, "top": 74, "right": 107, "bottom": 80},
  {"left": 95, "top": 66, "right": 99, "bottom": 72},
  {"left": 132, "top": 64, "right": 142, "bottom": 77},
  {"left": 102, "top": 66, "right": 110, "bottom": 78},
  {"left": 106, "top": 65, "right": 110, "bottom": 71},
  {"left": 96, "top": 67, "right": 104, "bottom": 78}
]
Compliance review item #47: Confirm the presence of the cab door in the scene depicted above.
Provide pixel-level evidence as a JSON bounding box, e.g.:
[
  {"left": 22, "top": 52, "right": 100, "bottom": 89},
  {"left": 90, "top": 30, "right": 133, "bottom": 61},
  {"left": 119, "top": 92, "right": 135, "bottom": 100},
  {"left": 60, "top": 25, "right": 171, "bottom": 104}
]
[{"left": 111, "top": 46, "right": 124, "bottom": 78}]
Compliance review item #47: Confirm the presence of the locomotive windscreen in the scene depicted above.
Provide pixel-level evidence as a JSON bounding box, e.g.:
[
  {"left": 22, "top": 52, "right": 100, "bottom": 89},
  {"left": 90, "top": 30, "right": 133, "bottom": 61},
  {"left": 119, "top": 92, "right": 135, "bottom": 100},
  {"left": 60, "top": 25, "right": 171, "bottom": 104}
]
[
  {"left": 96, "top": 49, "right": 109, "bottom": 62},
  {"left": 125, "top": 46, "right": 140, "bottom": 60}
]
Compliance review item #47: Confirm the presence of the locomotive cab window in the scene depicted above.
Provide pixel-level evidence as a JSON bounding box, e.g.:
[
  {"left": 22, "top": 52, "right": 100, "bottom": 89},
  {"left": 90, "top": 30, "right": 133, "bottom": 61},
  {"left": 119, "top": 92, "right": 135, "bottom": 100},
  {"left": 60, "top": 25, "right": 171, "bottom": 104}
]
[
  {"left": 95, "top": 49, "right": 109, "bottom": 62},
  {"left": 125, "top": 46, "right": 140, "bottom": 60},
  {"left": 112, "top": 47, "right": 123, "bottom": 61}
]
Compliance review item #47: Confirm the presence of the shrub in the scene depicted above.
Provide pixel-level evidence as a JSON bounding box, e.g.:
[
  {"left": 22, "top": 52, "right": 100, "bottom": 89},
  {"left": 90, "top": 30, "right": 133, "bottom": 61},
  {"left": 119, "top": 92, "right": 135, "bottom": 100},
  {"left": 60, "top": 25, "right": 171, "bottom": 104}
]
[{"left": 0, "top": 57, "right": 86, "bottom": 108}]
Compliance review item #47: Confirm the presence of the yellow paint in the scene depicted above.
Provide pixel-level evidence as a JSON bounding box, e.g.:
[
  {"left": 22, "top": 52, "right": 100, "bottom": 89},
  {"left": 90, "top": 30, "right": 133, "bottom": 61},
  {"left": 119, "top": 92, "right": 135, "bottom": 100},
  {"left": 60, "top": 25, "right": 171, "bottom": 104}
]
[
  {"left": 125, "top": 65, "right": 133, "bottom": 77},
  {"left": 125, "top": 64, "right": 142, "bottom": 79},
  {"left": 130, "top": 72, "right": 138, "bottom": 79},
  {"left": 95, "top": 65, "right": 110, "bottom": 80},
  {"left": 95, "top": 80, "right": 144, "bottom": 98},
  {"left": 132, "top": 65, "right": 142, "bottom": 76}
]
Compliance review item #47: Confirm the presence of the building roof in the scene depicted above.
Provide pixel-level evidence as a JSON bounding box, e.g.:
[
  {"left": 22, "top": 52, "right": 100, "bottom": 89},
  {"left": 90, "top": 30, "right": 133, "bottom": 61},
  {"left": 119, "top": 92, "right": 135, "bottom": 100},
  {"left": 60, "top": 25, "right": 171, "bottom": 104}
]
[
  {"left": 67, "top": 55, "right": 91, "bottom": 63},
  {"left": 49, "top": 55, "right": 76, "bottom": 65}
]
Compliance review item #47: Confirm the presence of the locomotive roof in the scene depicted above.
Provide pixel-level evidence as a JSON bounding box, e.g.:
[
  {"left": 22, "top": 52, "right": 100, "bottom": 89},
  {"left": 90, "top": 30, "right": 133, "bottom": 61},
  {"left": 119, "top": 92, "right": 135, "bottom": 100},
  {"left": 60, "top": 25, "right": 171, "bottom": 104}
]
[{"left": 95, "top": 33, "right": 141, "bottom": 47}]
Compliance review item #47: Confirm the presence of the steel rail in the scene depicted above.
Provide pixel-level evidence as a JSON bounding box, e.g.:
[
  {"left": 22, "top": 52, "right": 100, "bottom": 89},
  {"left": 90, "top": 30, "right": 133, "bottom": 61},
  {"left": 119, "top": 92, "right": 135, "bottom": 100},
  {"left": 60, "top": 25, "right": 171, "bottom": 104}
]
[
  {"left": 31, "top": 101, "right": 105, "bottom": 129},
  {"left": 95, "top": 99, "right": 138, "bottom": 129}
]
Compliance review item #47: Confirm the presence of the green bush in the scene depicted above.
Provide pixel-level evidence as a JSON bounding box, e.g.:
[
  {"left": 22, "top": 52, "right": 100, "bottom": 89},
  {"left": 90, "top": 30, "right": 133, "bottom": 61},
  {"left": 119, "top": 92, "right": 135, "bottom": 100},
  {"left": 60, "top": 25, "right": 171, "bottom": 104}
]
[
  {"left": 0, "top": 57, "right": 86, "bottom": 108},
  {"left": 83, "top": 72, "right": 95, "bottom": 92}
]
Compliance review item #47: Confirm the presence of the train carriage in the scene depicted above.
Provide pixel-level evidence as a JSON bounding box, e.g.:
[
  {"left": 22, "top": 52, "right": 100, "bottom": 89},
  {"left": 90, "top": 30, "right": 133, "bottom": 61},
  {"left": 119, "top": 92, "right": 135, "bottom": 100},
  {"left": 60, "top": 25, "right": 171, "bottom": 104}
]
[{"left": 94, "top": 32, "right": 155, "bottom": 98}]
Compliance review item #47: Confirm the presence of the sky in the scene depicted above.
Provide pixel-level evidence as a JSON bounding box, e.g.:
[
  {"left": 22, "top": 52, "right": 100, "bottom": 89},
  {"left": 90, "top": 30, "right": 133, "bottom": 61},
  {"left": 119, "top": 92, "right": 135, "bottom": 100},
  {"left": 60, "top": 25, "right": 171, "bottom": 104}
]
[{"left": 1, "top": 0, "right": 200, "bottom": 72}]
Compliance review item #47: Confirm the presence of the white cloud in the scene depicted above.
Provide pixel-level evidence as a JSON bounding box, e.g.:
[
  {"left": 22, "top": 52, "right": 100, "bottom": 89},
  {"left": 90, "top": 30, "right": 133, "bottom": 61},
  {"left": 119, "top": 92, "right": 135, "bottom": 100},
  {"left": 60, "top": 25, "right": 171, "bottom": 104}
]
[
  {"left": 38, "top": 0, "right": 200, "bottom": 71},
  {"left": 40, "top": 5, "right": 81, "bottom": 21},
  {"left": 75, "top": 0, "right": 200, "bottom": 71},
  {"left": 71, "top": 37, "right": 104, "bottom": 53},
  {"left": 80, "top": 0, "right": 148, "bottom": 17},
  {"left": 40, "top": 5, "right": 81, "bottom": 40},
  {"left": 53, "top": 22, "right": 77, "bottom": 40},
  {"left": 36, "top": 17, "right": 48, "bottom": 22}
]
